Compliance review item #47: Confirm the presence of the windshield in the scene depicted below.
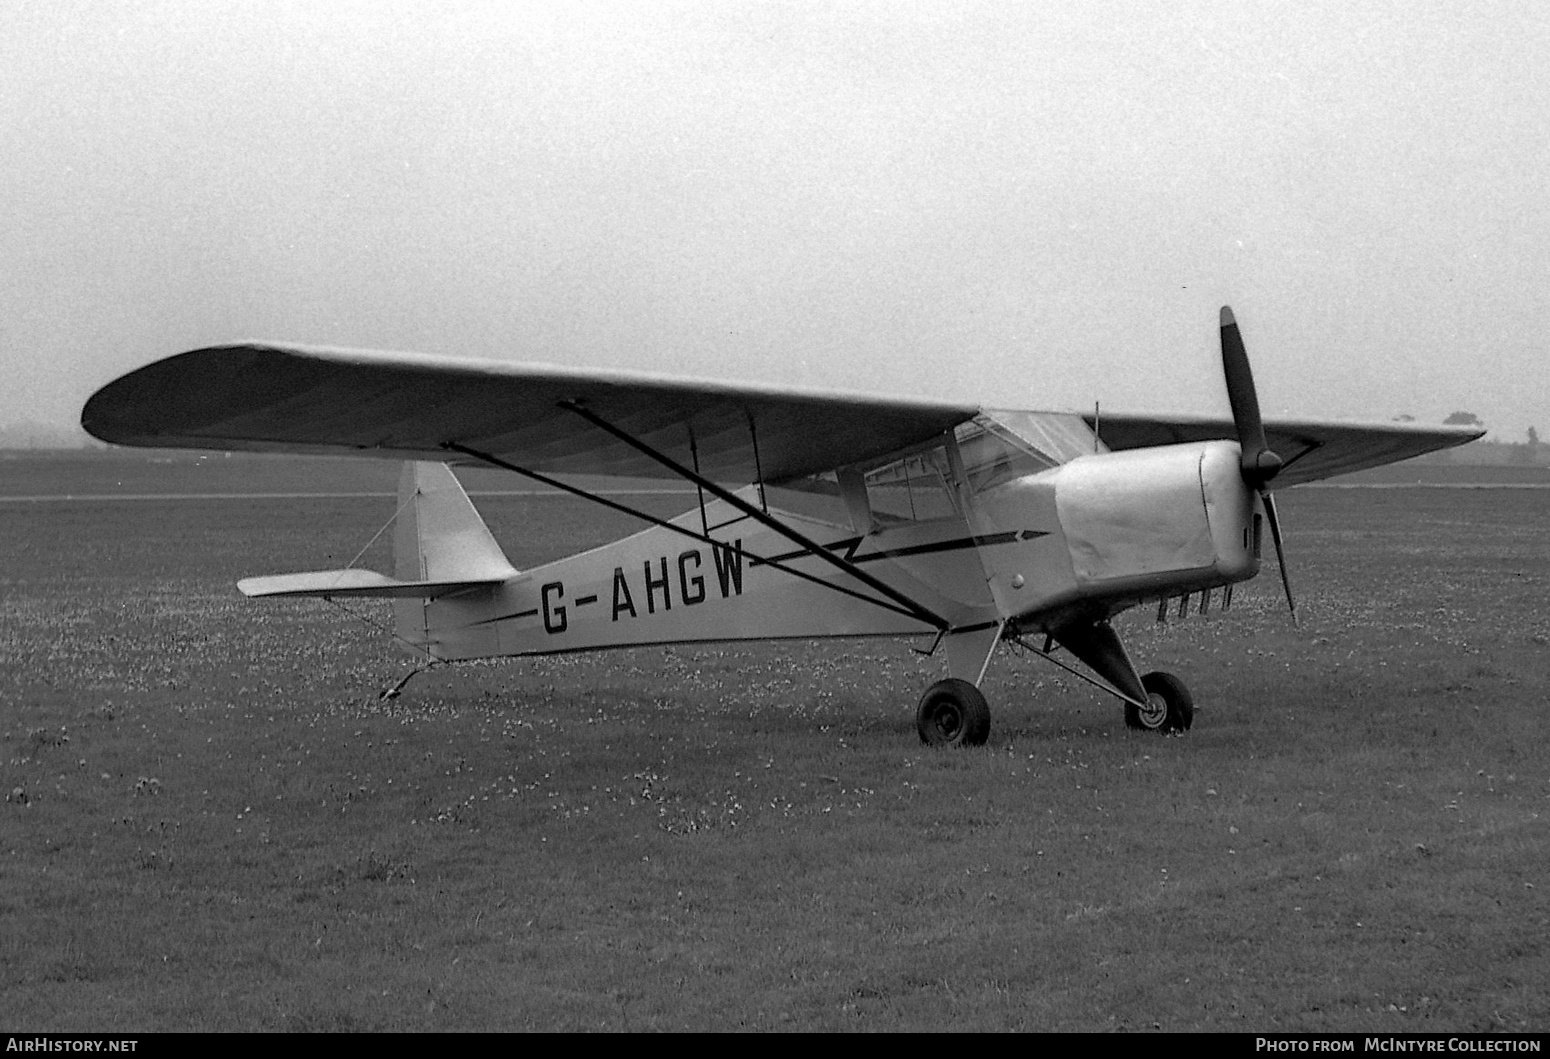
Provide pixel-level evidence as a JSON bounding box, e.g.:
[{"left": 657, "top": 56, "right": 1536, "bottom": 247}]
[
  {"left": 978, "top": 410, "right": 1106, "bottom": 465},
  {"left": 776, "top": 410, "right": 1106, "bottom": 524}
]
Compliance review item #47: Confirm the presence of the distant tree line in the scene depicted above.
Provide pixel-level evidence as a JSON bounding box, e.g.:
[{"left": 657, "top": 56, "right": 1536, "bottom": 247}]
[{"left": 1402, "top": 412, "right": 1546, "bottom": 466}]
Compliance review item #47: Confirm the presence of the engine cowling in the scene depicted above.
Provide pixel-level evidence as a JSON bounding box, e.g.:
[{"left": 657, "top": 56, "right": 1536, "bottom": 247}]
[
  {"left": 971, "top": 440, "right": 1260, "bottom": 625},
  {"left": 1057, "top": 440, "right": 1258, "bottom": 593}
]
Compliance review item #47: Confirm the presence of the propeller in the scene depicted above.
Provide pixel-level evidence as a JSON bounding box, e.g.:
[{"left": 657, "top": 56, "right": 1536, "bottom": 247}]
[{"left": 1220, "top": 306, "right": 1297, "bottom": 625}]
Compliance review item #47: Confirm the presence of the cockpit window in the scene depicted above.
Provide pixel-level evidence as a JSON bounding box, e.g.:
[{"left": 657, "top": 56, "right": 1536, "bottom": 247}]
[
  {"left": 979, "top": 410, "right": 1107, "bottom": 465},
  {"left": 863, "top": 452, "right": 957, "bottom": 520},
  {"left": 774, "top": 410, "right": 1106, "bottom": 525}
]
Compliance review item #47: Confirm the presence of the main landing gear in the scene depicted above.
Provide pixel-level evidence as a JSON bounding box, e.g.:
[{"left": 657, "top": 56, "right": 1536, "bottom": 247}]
[
  {"left": 1125, "top": 671, "right": 1195, "bottom": 733},
  {"left": 916, "top": 678, "right": 992, "bottom": 748},
  {"left": 915, "top": 620, "right": 1195, "bottom": 747}
]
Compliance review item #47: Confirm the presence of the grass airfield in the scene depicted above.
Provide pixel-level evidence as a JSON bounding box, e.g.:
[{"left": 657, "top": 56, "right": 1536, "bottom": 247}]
[{"left": 2, "top": 453, "right": 1547, "bottom": 1031}]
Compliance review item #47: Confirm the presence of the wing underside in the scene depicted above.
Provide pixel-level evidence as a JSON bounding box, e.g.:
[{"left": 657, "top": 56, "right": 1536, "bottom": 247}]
[
  {"left": 81, "top": 343, "right": 979, "bottom": 484},
  {"left": 1087, "top": 413, "right": 1482, "bottom": 486}
]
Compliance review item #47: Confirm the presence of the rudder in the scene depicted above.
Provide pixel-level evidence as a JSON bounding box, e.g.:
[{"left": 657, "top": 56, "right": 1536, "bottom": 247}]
[{"left": 393, "top": 462, "right": 517, "bottom": 655}]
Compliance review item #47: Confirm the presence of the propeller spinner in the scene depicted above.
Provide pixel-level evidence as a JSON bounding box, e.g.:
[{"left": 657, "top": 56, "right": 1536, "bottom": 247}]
[{"left": 1220, "top": 307, "right": 1297, "bottom": 625}]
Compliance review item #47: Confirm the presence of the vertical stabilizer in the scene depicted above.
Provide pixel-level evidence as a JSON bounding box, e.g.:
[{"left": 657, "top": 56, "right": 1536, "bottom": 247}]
[
  {"left": 393, "top": 462, "right": 517, "bottom": 654},
  {"left": 394, "top": 462, "right": 514, "bottom": 582}
]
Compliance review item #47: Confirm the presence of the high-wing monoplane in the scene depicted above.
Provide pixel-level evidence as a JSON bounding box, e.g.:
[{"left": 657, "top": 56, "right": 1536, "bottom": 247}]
[{"left": 81, "top": 309, "right": 1480, "bottom": 745}]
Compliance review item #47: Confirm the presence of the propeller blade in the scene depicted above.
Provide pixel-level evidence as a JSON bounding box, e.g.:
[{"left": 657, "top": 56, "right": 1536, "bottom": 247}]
[
  {"left": 1222, "top": 309, "right": 1297, "bottom": 626},
  {"left": 1259, "top": 489, "right": 1298, "bottom": 625},
  {"left": 1221, "top": 306, "right": 1283, "bottom": 487}
]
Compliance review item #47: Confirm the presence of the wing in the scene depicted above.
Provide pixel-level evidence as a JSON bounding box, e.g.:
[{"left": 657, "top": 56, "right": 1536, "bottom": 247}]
[
  {"left": 1088, "top": 413, "right": 1483, "bottom": 486},
  {"left": 82, "top": 343, "right": 979, "bottom": 483},
  {"left": 82, "top": 342, "right": 1480, "bottom": 487}
]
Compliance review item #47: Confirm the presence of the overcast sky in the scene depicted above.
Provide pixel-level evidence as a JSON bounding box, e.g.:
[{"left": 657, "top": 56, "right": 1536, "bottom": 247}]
[{"left": 5, "top": 0, "right": 1547, "bottom": 439}]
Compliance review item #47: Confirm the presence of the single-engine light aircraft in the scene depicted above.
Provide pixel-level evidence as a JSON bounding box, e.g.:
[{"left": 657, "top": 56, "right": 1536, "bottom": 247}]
[{"left": 82, "top": 309, "right": 1480, "bottom": 745}]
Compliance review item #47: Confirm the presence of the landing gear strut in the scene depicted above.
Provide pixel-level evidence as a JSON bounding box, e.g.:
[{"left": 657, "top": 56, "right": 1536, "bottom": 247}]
[
  {"left": 916, "top": 678, "right": 991, "bottom": 748},
  {"left": 916, "top": 622, "right": 1195, "bottom": 745}
]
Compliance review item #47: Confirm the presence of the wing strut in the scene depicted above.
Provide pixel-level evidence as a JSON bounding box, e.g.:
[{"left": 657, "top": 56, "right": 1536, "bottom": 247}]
[
  {"left": 441, "top": 441, "right": 949, "bottom": 630},
  {"left": 747, "top": 411, "right": 769, "bottom": 514},
  {"left": 688, "top": 429, "right": 711, "bottom": 538},
  {"left": 554, "top": 402, "right": 953, "bottom": 632}
]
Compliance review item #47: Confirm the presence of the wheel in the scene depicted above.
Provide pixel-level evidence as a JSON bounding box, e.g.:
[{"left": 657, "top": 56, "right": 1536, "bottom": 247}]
[
  {"left": 916, "top": 678, "right": 992, "bottom": 747},
  {"left": 1125, "top": 671, "right": 1194, "bottom": 733}
]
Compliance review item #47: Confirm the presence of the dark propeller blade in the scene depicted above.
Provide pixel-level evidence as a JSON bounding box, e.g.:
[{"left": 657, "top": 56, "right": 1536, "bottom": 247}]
[
  {"left": 1222, "top": 306, "right": 1297, "bottom": 625},
  {"left": 1221, "top": 306, "right": 1284, "bottom": 488},
  {"left": 1259, "top": 488, "right": 1298, "bottom": 625}
]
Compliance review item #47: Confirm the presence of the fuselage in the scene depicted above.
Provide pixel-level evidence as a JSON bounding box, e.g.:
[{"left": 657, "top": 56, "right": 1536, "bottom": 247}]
[{"left": 400, "top": 440, "right": 1262, "bottom": 661}]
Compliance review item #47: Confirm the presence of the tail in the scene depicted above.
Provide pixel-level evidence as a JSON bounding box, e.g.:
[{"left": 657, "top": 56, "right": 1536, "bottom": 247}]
[{"left": 238, "top": 462, "right": 517, "bottom": 658}]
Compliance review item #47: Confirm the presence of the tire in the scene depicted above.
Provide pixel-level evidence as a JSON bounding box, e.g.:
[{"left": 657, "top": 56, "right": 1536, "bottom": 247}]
[
  {"left": 1125, "top": 671, "right": 1194, "bottom": 733},
  {"left": 916, "top": 678, "right": 992, "bottom": 747}
]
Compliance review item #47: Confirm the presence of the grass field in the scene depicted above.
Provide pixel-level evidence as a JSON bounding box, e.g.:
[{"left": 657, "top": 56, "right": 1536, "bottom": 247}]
[{"left": 2, "top": 454, "right": 1547, "bottom": 1031}]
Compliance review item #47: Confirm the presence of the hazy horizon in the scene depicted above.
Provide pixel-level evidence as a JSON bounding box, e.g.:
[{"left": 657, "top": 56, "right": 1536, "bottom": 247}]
[{"left": 6, "top": 2, "right": 1548, "bottom": 441}]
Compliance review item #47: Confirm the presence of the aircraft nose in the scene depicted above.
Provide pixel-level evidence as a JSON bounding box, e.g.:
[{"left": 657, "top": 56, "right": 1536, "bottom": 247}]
[{"left": 1198, "top": 440, "right": 1261, "bottom": 583}]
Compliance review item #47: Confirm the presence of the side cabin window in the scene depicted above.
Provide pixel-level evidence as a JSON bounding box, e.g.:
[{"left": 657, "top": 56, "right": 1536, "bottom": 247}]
[
  {"left": 770, "top": 411, "right": 1104, "bottom": 528},
  {"left": 862, "top": 452, "right": 958, "bottom": 521},
  {"left": 882, "top": 411, "right": 1104, "bottom": 507}
]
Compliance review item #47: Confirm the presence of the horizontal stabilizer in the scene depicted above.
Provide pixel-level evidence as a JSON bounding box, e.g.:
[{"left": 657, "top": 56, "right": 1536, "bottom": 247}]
[{"left": 238, "top": 569, "right": 511, "bottom": 599}]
